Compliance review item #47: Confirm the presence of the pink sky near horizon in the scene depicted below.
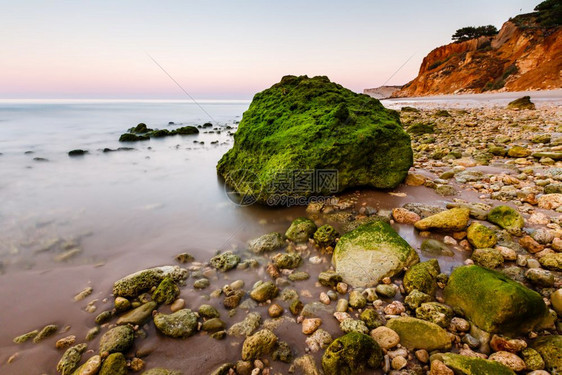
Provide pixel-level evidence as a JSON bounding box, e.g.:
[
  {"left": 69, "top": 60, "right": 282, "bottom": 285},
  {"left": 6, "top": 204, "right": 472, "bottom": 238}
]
[{"left": 0, "top": 0, "right": 540, "bottom": 99}]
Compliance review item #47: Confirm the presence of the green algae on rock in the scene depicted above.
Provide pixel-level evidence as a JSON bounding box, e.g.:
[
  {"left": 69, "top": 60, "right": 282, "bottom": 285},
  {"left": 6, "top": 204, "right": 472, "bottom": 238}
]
[
  {"left": 112, "top": 266, "right": 188, "bottom": 298},
  {"left": 152, "top": 277, "right": 180, "bottom": 305},
  {"left": 321, "top": 332, "right": 383, "bottom": 375},
  {"left": 248, "top": 232, "right": 285, "bottom": 254},
  {"left": 57, "top": 343, "right": 87, "bottom": 375},
  {"left": 217, "top": 75, "right": 413, "bottom": 204},
  {"left": 332, "top": 221, "right": 419, "bottom": 288},
  {"left": 313, "top": 224, "right": 339, "bottom": 248},
  {"left": 99, "top": 352, "right": 128, "bottom": 375},
  {"left": 466, "top": 222, "right": 497, "bottom": 248},
  {"left": 386, "top": 316, "right": 451, "bottom": 351},
  {"left": 487, "top": 205, "right": 524, "bottom": 234},
  {"left": 153, "top": 309, "right": 198, "bottom": 338},
  {"left": 116, "top": 301, "right": 157, "bottom": 326},
  {"left": 531, "top": 335, "right": 562, "bottom": 373},
  {"left": 414, "top": 207, "right": 470, "bottom": 232},
  {"left": 285, "top": 217, "right": 317, "bottom": 243},
  {"left": 507, "top": 96, "right": 536, "bottom": 110},
  {"left": 99, "top": 326, "right": 134, "bottom": 354},
  {"left": 432, "top": 352, "right": 516, "bottom": 375},
  {"left": 444, "top": 265, "right": 548, "bottom": 334},
  {"left": 403, "top": 259, "right": 440, "bottom": 296},
  {"left": 241, "top": 329, "right": 278, "bottom": 360}
]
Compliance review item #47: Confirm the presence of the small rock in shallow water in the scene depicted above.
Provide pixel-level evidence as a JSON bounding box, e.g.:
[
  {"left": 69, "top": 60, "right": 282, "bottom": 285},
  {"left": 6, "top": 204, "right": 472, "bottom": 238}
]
[
  {"left": 33, "top": 324, "right": 58, "bottom": 343},
  {"left": 57, "top": 343, "right": 87, "bottom": 375},
  {"left": 153, "top": 309, "right": 198, "bottom": 338},
  {"left": 210, "top": 251, "right": 240, "bottom": 272},
  {"left": 370, "top": 326, "right": 400, "bottom": 349},
  {"left": 99, "top": 325, "right": 134, "bottom": 354},
  {"left": 241, "top": 329, "right": 278, "bottom": 360}
]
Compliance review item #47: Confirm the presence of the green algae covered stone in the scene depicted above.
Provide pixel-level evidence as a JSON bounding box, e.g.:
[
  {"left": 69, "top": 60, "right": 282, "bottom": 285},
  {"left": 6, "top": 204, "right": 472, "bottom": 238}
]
[
  {"left": 466, "top": 222, "right": 497, "bottom": 249},
  {"left": 531, "top": 335, "right": 562, "bottom": 373},
  {"left": 403, "top": 259, "right": 440, "bottom": 296},
  {"left": 433, "top": 353, "right": 515, "bottom": 375},
  {"left": 217, "top": 75, "right": 413, "bottom": 205},
  {"left": 285, "top": 217, "right": 317, "bottom": 243},
  {"left": 386, "top": 317, "right": 451, "bottom": 351},
  {"left": 314, "top": 224, "right": 339, "bottom": 248},
  {"left": 99, "top": 352, "right": 127, "bottom": 375},
  {"left": 444, "top": 265, "right": 548, "bottom": 334},
  {"left": 321, "top": 332, "right": 383, "bottom": 375},
  {"left": 332, "top": 221, "right": 419, "bottom": 288},
  {"left": 152, "top": 278, "right": 180, "bottom": 305},
  {"left": 487, "top": 205, "right": 524, "bottom": 235}
]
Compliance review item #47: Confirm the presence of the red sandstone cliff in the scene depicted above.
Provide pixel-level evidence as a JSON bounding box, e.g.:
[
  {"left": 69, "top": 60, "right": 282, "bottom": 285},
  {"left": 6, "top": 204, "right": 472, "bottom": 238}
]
[{"left": 392, "top": 18, "right": 562, "bottom": 97}]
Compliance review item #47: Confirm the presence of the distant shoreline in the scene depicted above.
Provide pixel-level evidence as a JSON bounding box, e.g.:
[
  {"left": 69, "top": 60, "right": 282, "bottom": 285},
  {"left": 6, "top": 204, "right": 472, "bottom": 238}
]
[{"left": 381, "top": 88, "right": 562, "bottom": 109}]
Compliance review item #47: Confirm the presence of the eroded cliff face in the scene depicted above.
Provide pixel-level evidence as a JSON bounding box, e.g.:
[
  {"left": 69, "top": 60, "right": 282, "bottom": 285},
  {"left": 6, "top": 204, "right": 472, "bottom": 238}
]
[{"left": 393, "top": 20, "right": 561, "bottom": 97}]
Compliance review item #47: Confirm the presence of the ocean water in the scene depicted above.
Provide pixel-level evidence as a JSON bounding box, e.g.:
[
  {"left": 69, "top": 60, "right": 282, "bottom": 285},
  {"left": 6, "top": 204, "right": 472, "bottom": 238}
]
[{"left": 0, "top": 98, "right": 473, "bottom": 373}]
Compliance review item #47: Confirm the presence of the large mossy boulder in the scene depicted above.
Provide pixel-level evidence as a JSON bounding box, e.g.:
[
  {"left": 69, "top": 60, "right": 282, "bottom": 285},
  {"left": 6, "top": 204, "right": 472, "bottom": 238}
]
[
  {"left": 386, "top": 317, "right": 451, "bottom": 351},
  {"left": 321, "top": 332, "right": 383, "bottom": 375},
  {"left": 217, "top": 75, "right": 413, "bottom": 204},
  {"left": 432, "top": 353, "right": 515, "bottom": 375},
  {"left": 332, "top": 221, "right": 419, "bottom": 287},
  {"left": 444, "top": 265, "right": 548, "bottom": 334}
]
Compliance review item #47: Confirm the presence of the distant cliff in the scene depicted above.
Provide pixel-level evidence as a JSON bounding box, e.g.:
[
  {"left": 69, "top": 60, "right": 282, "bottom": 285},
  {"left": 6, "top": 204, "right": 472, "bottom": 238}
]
[
  {"left": 392, "top": 12, "right": 561, "bottom": 97},
  {"left": 363, "top": 86, "right": 402, "bottom": 99}
]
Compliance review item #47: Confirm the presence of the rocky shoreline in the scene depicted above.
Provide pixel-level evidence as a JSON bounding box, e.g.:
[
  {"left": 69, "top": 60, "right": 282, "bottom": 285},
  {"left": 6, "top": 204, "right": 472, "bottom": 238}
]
[{"left": 6, "top": 101, "right": 562, "bottom": 375}]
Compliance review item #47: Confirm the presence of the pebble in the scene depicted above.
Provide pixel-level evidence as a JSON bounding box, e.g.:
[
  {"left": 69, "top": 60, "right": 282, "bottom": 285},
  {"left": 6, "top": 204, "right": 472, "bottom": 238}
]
[
  {"left": 302, "top": 318, "right": 322, "bottom": 335},
  {"left": 268, "top": 303, "right": 284, "bottom": 318},
  {"left": 383, "top": 301, "right": 405, "bottom": 315},
  {"left": 488, "top": 351, "right": 526, "bottom": 371},
  {"left": 370, "top": 326, "right": 400, "bottom": 349},
  {"left": 319, "top": 292, "right": 331, "bottom": 305},
  {"left": 391, "top": 355, "right": 407, "bottom": 370},
  {"left": 170, "top": 298, "right": 185, "bottom": 312},
  {"left": 415, "top": 349, "right": 429, "bottom": 363},
  {"left": 55, "top": 335, "right": 75, "bottom": 349}
]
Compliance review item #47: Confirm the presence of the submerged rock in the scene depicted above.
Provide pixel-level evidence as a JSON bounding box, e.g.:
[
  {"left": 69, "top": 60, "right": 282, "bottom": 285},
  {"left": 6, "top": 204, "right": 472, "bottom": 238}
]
[
  {"left": 332, "top": 221, "right": 419, "bottom": 287},
  {"left": 444, "top": 265, "right": 548, "bottom": 334},
  {"left": 112, "top": 266, "right": 188, "bottom": 298},
  {"left": 153, "top": 309, "right": 198, "bottom": 338},
  {"left": 210, "top": 251, "right": 240, "bottom": 272},
  {"left": 116, "top": 301, "right": 157, "bottom": 326},
  {"left": 321, "top": 331, "right": 383, "bottom": 375},
  {"left": 217, "top": 75, "right": 413, "bottom": 204},
  {"left": 248, "top": 232, "right": 285, "bottom": 253}
]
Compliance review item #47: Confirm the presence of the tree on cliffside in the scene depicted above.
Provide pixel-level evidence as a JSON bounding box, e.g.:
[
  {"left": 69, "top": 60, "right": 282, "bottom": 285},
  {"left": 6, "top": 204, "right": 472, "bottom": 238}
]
[
  {"left": 452, "top": 25, "right": 498, "bottom": 42},
  {"left": 534, "top": 0, "right": 562, "bottom": 27}
]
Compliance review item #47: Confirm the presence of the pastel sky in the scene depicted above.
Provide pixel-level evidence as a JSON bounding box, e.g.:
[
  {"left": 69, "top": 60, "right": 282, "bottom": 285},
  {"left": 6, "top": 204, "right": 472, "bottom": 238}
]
[{"left": 1, "top": 0, "right": 539, "bottom": 99}]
